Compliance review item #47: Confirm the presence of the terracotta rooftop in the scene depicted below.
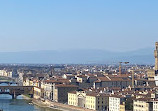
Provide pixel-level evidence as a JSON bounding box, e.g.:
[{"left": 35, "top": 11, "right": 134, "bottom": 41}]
[
  {"left": 55, "top": 84, "right": 78, "bottom": 88},
  {"left": 97, "top": 76, "right": 131, "bottom": 82}
]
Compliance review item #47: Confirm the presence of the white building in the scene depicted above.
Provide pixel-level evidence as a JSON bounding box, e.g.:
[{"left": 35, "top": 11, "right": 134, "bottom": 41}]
[{"left": 109, "top": 96, "right": 120, "bottom": 111}]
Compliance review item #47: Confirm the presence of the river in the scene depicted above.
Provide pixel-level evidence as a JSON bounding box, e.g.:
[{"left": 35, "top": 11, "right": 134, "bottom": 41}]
[{"left": 0, "top": 83, "right": 60, "bottom": 111}]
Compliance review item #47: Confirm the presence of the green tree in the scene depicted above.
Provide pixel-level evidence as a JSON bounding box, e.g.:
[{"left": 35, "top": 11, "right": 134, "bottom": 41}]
[{"left": 125, "top": 98, "right": 133, "bottom": 110}]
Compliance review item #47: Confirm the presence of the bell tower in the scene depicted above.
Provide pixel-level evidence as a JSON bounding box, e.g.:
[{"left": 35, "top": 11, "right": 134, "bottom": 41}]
[{"left": 155, "top": 42, "right": 158, "bottom": 74}]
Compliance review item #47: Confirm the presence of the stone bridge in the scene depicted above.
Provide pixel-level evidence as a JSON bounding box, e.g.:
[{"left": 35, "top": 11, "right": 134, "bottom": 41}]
[
  {"left": 0, "top": 76, "right": 18, "bottom": 84},
  {"left": 0, "top": 86, "right": 34, "bottom": 99}
]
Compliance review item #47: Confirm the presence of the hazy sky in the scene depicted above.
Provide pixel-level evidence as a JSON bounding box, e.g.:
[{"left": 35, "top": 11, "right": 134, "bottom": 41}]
[{"left": 0, "top": 0, "right": 158, "bottom": 52}]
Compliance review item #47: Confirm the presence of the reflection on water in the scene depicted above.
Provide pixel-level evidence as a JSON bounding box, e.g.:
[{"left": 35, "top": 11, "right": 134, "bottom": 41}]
[
  {"left": 0, "top": 83, "right": 59, "bottom": 111},
  {"left": 0, "top": 98, "right": 58, "bottom": 111}
]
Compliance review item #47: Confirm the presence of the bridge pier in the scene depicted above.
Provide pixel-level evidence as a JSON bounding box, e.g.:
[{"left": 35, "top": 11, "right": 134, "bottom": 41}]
[
  {"left": 11, "top": 94, "right": 17, "bottom": 99},
  {"left": 0, "top": 86, "right": 34, "bottom": 99},
  {"left": 30, "top": 94, "right": 33, "bottom": 98}
]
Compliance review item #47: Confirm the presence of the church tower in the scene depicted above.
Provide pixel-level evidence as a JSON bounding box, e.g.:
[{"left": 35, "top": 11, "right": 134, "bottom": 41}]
[{"left": 155, "top": 42, "right": 158, "bottom": 74}]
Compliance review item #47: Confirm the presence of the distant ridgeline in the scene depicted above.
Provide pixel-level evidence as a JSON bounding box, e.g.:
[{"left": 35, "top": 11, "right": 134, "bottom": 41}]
[{"left": 0, "top": 48, "right": 154, "bottom": 64}]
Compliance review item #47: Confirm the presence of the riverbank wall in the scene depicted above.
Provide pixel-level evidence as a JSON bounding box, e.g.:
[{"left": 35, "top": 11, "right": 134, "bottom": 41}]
[
  {"left": 22, "top": 95, "right": 32, "bottom": 100},
  {"left": 32, "top": 99, "right": 94, "bottom": 111}
]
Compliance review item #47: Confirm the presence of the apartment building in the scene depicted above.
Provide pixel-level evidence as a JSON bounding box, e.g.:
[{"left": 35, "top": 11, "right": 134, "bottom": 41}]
[
  {"left": 53, "top": 84, "right": 78, "bottom": 103},
  {"left": 34, "top": 86, "right": 41, "bottom": 99},
  {"left": 94, "top": 76, "right": 131, "bottom": 89},
  {"left": 133, "top": 98, "right": 158, "bottom": 111},
  {"left": 68, "top": 90, "right": 121, "bottom": 111}
]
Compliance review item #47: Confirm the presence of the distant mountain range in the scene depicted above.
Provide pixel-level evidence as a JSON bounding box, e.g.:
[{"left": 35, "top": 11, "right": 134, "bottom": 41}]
[{"left": 0, "top": 48, "right": 155, "bottom": 64}]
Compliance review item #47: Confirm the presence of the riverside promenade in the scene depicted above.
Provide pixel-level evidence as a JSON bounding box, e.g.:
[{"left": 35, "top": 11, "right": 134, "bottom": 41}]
[{"left": 32, "top": 99, "right": 94, "bottom": 111}]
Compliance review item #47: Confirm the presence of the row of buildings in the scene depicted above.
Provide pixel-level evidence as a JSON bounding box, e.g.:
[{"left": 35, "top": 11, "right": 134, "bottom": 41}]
[
  {"left": 19, "top": 42, "right": 158, "bottom": 111},
  {"left": 68, "top": 89, "right": 123, "bottom": 111},
  {"left": 0, "top": 69, "right": 17, "bottom": 78},
  {"left": 23, "top": 70, "right": 154, "bottom": 111}
]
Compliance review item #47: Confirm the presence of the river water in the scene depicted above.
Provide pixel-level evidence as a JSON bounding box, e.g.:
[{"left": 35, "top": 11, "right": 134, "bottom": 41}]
[{"left": 0, "top": 83, "right": 59, "bottom": 111}]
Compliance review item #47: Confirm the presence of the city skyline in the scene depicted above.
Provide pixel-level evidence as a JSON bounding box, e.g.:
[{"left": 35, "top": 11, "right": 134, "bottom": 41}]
[
  {"left": 0, "top": 1, "right": 158, "bottom": 111},
  {"left": 0, "top": 0, "right": 158, "bottom": 52}
]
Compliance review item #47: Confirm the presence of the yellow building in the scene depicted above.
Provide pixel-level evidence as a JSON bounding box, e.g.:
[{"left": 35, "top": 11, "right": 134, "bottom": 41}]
[
  {"left": 85, "top": 94, "right": 96, "bottom": 110},
  {"left": 68, "top": 91, "right": 78, "bottom": 106},
  {"left": 68, "top": 91, "right": 102, "bottom": 110},
  {"left": 133, "top": 99, "right": 149, "bottom": 111},
  {"left": 34, "top": 87, "right": 41, "bottom": 99},
  {"left": 120, "top": 102, "right": 125, "bottom": 111},
  {"left": 133, "top": 98, "right": 158, "bottom": 111},
  {"left": 68, "top": 90, "right": 121, "bottom": 111}
]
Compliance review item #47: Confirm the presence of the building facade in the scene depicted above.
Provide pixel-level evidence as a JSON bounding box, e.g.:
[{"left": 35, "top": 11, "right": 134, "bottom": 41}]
[
  {"left": 133, "top": 99, "right": 158, "bottom": 111},
  {"left": 68, "top": 90, "right": 121, "bottom": 111},
  {"left": 53, "top": 84, "right": 78, "bottom": 103}
]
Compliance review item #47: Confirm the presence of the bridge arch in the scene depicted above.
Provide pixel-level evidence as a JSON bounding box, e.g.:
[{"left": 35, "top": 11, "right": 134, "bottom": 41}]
[
  {"left": 0, "top": 86, "right": 34, "bottom": 99},
  {"left": 0, "top": 76, "right": 17, "bottom": 84}
]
